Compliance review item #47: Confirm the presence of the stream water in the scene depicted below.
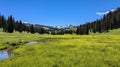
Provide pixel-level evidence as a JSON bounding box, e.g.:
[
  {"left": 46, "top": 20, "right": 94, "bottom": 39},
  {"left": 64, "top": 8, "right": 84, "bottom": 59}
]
[
  {"left": 0, "top": 51, "right": 14, "bottom": 60},
  {"left": 0, "top": 51, "right": 9, "bottom": 60},
  {"left": 0, "top": 41, "right": 38, "bottom": 60},
  {"left": 0, "top": 46, "right": 14, "bottom": 60},
  {"left": 0, "top": 40, "right": 51, "bottom": 60},
  {"left": 26, "top": 41, "right": 38, "bottom": 45}
]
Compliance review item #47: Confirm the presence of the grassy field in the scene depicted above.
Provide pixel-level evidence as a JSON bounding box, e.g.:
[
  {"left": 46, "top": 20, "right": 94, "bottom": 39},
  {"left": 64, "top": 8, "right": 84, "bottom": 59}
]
[
  {"left": 0, "top": 32, "right": 42, "bottom": 50},
  {"left": 0, "top": 31, "right": 120, "bottom": 67},
  {"left": 90, "top": 28, "right": 120, "bottom": 35}
]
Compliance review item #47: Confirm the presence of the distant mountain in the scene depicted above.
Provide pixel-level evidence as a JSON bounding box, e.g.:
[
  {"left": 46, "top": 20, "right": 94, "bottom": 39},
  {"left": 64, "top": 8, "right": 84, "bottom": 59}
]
[
  {"left": 24, "top": 22, "right": 76, "bottom": 31},
  {"left": 34, "top": 24, "right": 60, "bottom": 30},
  {"left": 52, "top": 25, "right": 74, "bottom": 30}
]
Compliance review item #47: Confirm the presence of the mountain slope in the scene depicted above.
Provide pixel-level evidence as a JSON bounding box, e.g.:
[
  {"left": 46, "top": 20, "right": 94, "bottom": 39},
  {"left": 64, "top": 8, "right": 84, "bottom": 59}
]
[
  {"left": 103, "top": 28, "right": 120, "bottom": 35},
  {"left": 52, "top": 25, "right": 74, "bottom": 30},
  {"left": 90, "top": 28, "right": 120, "bottom": 35}
]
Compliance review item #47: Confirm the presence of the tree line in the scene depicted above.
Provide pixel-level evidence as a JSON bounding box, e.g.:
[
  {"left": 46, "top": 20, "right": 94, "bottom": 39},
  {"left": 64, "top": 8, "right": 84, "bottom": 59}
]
[
  {"left": 0, "top": 14, "right": 47, "bottom": 34},
  {"left": 0, "top": 14, "right": 75, "bottom": 35},
  {"left": 76, "top": 7, "right": 120, "bottom": 35}
]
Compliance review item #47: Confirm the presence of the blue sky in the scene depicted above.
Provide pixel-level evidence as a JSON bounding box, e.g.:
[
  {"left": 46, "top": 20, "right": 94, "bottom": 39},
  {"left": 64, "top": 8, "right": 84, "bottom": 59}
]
[{"left": 0, "top": 0, "right": 120, "bottom": 26}]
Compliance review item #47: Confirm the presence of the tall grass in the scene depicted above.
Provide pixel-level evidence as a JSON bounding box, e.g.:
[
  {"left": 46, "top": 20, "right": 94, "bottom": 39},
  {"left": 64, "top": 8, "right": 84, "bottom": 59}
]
[
  {"left": 0, "top": 33, "right": 120, "bottom": 67},
  {"left": 0, "top": 32, "right": 43, "bottom": 49}
]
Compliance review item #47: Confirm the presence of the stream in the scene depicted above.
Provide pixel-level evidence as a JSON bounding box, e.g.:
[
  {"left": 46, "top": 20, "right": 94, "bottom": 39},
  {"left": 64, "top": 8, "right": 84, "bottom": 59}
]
[
  {"left": 0, "top": 51, "right": 9, "bottom": 60},
  {"left": 0, "top": 41, "right": 38, "bottom": 60},
  {"left": 0, "top": 46, "right": 15, "bottom": 60},
  {"left": 0, "top": 39, "right": 53, "bottom": 60}
]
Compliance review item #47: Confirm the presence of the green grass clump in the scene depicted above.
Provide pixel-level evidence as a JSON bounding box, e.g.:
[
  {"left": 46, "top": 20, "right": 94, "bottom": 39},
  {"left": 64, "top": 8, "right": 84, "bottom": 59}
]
[
  {"left": 0, "top": 33, "right": 120, "bottom": 67},
  {"left": 0, "top": 32, "right": 43, "bottom": 50},
  {"left": 90, "top": 28, "right": 120, "bottom": 35}
]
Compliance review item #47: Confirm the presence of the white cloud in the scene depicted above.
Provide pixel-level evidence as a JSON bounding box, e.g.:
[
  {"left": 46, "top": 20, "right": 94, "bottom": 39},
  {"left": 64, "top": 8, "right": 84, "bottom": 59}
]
[
  {"left": 96, "top": 11, "right": 109, "bottom": 16},
  {"left": 96, "top": 9, "right": 116, "bottom": 16},
  {"left": 111, "top": 9, "right": 115, "bottom": 12},
  {"left": 23, "top": 21, "right": 28, "bottom": 23}
]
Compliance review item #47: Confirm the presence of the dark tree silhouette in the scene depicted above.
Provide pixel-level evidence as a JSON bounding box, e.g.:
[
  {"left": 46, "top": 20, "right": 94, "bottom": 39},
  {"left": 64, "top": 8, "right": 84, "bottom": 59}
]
[
  {"left": 76, "top": 7, "right": 120, "bottom": 35},
  {"left": 7, "top": 15, "right": 14, "bottom": 33}
]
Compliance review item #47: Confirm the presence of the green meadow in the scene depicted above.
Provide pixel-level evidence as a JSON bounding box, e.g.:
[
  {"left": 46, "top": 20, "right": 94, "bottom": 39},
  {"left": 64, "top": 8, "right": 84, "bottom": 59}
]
[{"left": 0, "top": 31, "right": 120, "bottom": 67}]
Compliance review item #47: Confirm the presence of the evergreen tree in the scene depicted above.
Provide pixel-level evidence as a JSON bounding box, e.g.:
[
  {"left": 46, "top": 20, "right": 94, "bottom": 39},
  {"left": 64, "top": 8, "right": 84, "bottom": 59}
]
[
  {"left": 0, "top": 14, "right": 2, "bottom": 28},
  {"left": 30, "top": 25, "right": 35, "bottom": 34},
  {"left": 7, "top": 15, "right": 14, "bottom": 33}
]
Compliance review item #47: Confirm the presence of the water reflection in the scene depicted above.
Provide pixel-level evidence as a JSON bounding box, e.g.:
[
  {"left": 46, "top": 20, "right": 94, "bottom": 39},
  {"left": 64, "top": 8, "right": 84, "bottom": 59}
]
[
  {"left": 0, "top": 51, "right": 9, "bottom": 60},
  {"left": 26, "top": 41, "right": 38, "bottom": 45},
  {"left": 0, "top": 46, "right": 14, "bottom": 60}
]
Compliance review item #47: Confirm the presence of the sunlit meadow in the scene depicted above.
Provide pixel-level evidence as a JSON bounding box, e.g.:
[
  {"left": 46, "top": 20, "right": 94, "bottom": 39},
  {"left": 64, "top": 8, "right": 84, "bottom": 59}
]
[{"left": 0, "top": 32, "right": 120, "bottom": 67}]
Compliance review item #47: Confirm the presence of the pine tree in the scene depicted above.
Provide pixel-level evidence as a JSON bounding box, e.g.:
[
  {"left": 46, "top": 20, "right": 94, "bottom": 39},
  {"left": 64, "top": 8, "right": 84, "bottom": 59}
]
[
  {"left": 0, "top": 14, "right": 2, "bottom": 28},
  {"left": 30, "top": 25, "right": 35, "bottom": 34},
  {"left": 7, "top": 15, "right": 14, "bottom": 33}
]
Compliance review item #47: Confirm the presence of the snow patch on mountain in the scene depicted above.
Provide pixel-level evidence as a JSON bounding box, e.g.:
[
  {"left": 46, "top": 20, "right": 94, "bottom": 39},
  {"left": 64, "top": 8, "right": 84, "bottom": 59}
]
[{"left": 53, "top": 25, "right": 74, "bottom": 29}]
